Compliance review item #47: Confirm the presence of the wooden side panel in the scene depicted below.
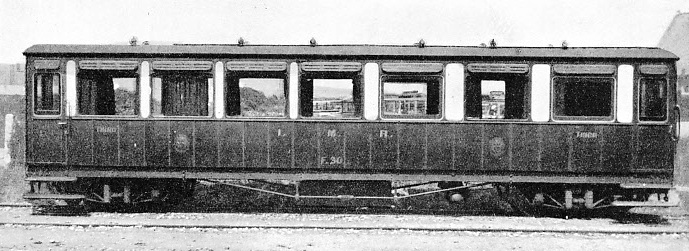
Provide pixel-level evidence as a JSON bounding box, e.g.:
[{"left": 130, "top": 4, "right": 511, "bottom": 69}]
[
  {"left": 570, "top": 126, "right": 602, "bottom": 173},
  {"left": 294, "top": 123, "right": 318, "bottom": 169},
  {"left": 601, "top": 125, "right": 633, "bottom": 173},
  {"left": 244, "top": 122, "right": 269, "bottom": 168},
  {"left": 511, "top": 124, "right": 540, "bottom": 172},
  {"left": 455, "top": 124, "right": 482, "bottom": 171},
  {"left": 145, "top": 121, "right": 170, "bottom": 167},
  {"left": 370, "top": 123, "right": 398, "bottom": 170},
  {"left": 637, "top": 125, "right": 674, "bottom": 171},
  {"left": 93, "top": 120, "right": 119, "bottom": 166},
  {"left": 28, "top": 120, "right": 64, "bottom": 163},
  {"left": 269, "top": 122, "right": 293, "bottom": 169},
  {"left": 318, "top": 123, "right": 345, "bottom": 169},
  {"left": 399, "top": 123, "right": 426, "bottom": 170},
  {"left": 194, "top": 121, "right": 218, "bottom": 168},
  {"left": 68, "top": 120, "right": 93, "bottom": 166},
  {"left": 119, "top": 121, "right": 146, "bottom": 167},
  {"left": 218, "top": 122, "right": 244, "bottom": 168},
  {"left": 426, "top": 124, "right": 454, "bottom": 170},
  {"left": 344, "top": 123, "right": 369, "bottom": 169},
  {"left": 170, "top": 121, "right": 194, "bottom": 168},
  {"left": 540, "top": 125, "right": 569, "bottom": 172}
]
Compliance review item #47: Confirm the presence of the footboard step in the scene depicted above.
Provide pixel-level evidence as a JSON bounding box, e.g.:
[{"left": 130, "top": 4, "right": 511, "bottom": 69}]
[
  {"left": 25, "top": 177, "right": 78, "bottom": 182},
  {"left": 23, "top": 194, "right": 85, "bottom": 200}
]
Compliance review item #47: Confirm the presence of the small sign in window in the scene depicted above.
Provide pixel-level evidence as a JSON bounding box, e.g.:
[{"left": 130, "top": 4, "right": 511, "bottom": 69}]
[{"left": 480, "top": 80, "right": 506, "bottom": 119}]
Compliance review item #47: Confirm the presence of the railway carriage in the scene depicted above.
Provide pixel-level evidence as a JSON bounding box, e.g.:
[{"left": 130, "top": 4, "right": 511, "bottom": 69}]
[{"left": 22, "top": 43, "right": 681, "bottom": 214}]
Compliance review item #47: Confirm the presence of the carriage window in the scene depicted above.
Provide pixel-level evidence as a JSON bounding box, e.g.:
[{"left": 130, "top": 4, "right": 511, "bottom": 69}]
[
  {"left": 639, "top": 78, "right": 667, "bottom": 121},
  {"left": 382, "top": 77, "right": 440, "bottom": 118},
  {"left": 151, "top": 72, "right": 212, "bottom": 116},
  {"left": 226, "top": 78, "right": 286, "bottom": 117},
  {"left": 34, "top": 73, "right": 61, "bottom": 115},
  {"left": 77, "top": 70, "right": 138, "bottom": 115},
  {"left": 465, "top": 75, "right": 527, "bottom": 119},
  {"left": 300, "top": 78, "right": 361, "bottom": 119},
  {"left": 553, "top": 77, "right": 613, "bottom": 119}
]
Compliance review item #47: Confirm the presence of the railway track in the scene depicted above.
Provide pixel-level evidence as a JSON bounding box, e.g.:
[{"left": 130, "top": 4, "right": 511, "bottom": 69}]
[
  {"left": 2, "top": 220, "right": 689, "bottom": 235},
  {"left": 2, "top": 206, "right": 688, "bottom": 236}
]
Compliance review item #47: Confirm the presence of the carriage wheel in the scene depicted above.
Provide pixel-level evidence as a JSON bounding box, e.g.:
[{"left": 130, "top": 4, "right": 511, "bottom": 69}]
[{"left": 496, "top": 184, "right": 538, "bottom": 216}]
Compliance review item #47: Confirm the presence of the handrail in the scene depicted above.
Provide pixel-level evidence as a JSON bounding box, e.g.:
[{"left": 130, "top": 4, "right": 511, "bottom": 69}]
[{"left": 672, "top": 105, "right": 681, "bottom": 141}]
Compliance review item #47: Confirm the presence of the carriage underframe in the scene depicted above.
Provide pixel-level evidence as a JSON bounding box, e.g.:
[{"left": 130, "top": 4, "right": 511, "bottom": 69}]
[{"left": 23, "top": 167, "right": 678, "bottom": 215}]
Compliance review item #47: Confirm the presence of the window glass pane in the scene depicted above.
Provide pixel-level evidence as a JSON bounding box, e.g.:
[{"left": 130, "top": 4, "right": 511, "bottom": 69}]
[
  {"left": 639, "top": 78, "right": 667, "bottom": 121},
  {"left": 77, "top": 70, "right": 138, "bottom": 115},
  {"left": 312, "top": 79, "right": 355, "bottom": 118},
  {"left": 466, "top": 75, "right": 526, "bottom": 119},
  {"left": 384, "top": 82, "right": 428, "bottom": 115},
  {"left": 382, "top": 78, "right": 440, "bottom": 117},
  {"left": 151, "top": 78, "right": 163, "bottom": 116},
  {"left": 151, "top": 73, "right": 211, "bottom": 116},
  {"left": 236, "top": 78, "right": 286, "bottom": 117},
  {"left": 553, "top": 77, "right": 613, "bottom": 117},
  {"left": 300, "top": 77, "right": 361, "bottom": 119},
  {"left": 34, "top": 74, "right": 61, "bottom": 115}
]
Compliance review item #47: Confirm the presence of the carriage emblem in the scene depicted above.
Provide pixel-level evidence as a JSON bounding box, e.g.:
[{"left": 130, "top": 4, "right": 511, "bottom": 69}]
[
  {"left": 173, "top": 133, "right": 190, "bottom": 153},
  {"left": 489, "top": 137, "right": 506, "bottom": 157}
]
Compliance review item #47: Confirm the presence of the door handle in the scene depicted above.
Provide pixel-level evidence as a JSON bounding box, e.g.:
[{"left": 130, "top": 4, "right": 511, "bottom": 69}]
[{"left": 672, "top": 105, "right": 681, "bottom": 141}]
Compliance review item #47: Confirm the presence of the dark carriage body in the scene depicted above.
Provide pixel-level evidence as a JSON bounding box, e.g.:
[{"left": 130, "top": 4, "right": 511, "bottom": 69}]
[{"left": 22, "top": 44, "right": 680, "bottom": 210}]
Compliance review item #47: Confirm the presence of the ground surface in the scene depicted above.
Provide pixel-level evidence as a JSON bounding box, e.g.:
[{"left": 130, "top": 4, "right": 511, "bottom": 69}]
[
  {"left": 1, "top": 207, "right": 688, "bottom": 250},
  {"left": 2, "top": 224, "right": 688, "bottom": 251}
]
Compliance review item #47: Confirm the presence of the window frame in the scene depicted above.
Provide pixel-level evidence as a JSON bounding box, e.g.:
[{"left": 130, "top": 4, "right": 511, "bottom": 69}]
[
  {"left": 225, "top": 71, "right": 289, "bottom": 119},
  {"left": 32, "top": 72, "right": 62, "bottom": 117},
  {"left": 75, "top": 69, "right": 140, "bottom": 117},
  {"left": 637, "top": 76, "right": 669, "bottom": 123},
  {"left": 380, "top": 75, "right": 443, "bottom": 120},
  {"left": 551, "top": 76, "right": 616, "bottom": 122},
  {"left": 463, "top": 72, "right": 530, "bottom": 121},
  {"left": 150, "top": 70, "right": 214, "bottom": 118}
]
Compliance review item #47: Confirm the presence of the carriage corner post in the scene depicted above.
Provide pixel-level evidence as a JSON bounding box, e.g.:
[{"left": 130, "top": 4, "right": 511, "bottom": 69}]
[{"left": 21, "top": 43, "right": 681, "bottom": 215}]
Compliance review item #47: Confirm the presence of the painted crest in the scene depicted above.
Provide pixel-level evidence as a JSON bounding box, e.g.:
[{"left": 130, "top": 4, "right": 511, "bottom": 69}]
[
  {"left": 489, "top": 137, "right": 506, "bottom": 157},
  {"left": 173, "top": 133, "right": 190, "bottom": 153}
]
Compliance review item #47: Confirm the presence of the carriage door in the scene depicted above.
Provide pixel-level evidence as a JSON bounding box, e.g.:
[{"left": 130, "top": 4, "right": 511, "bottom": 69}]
[
  {"left": 27, "top": 59, "right": 67, "bottom": 164},
  {"left": 636, "top": 65, "right": 674, "bottom": 172}
]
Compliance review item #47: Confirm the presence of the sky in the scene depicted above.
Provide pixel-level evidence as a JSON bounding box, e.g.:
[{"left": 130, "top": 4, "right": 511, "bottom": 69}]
[{"left": 1, "top": 0, "right": 688, "bottom": 64}]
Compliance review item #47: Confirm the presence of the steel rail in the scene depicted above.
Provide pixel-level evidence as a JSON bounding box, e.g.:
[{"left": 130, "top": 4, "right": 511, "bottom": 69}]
[
  {"left": 1, "top": 220, "right": 688, "bottom": 235},
  {"left": 0, "top": 203, "right": 31, "bottom": 208}
]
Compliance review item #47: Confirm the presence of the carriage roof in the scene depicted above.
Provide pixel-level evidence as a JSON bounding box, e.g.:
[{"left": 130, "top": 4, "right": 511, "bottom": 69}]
[{"left": 24, "top": 44, "right": 679, "bottom": 61}]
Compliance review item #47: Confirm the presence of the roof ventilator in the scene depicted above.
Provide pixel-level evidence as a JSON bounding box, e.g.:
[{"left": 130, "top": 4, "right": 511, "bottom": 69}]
[
  {"left": 416, "top": 39, "right": 426, "bottom": 48},
  {"left": 129, "top": 36, "right": 138, "bottom": 46}
]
